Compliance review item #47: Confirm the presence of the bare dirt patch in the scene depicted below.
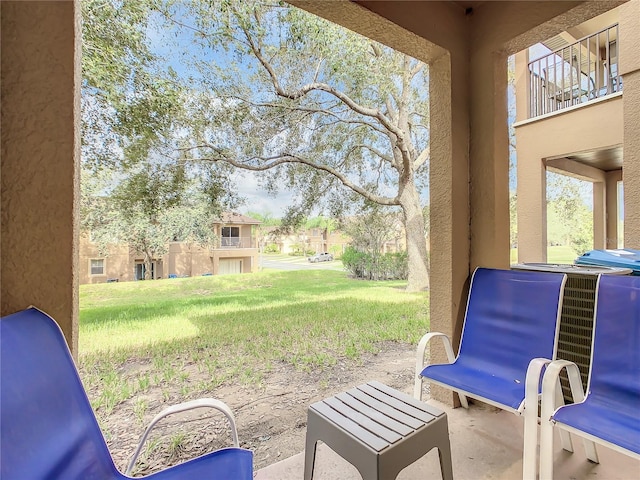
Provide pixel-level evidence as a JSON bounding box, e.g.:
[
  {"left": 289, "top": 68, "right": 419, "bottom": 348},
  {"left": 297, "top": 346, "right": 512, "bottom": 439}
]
[{"left": 95, "top": 341, "right": 417, "bottom": 476}]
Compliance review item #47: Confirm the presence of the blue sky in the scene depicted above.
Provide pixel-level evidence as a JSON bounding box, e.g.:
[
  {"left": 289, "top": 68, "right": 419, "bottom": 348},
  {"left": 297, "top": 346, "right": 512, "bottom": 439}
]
[{"left": 147, "top": 9, "right": 297, "bottom": 216}]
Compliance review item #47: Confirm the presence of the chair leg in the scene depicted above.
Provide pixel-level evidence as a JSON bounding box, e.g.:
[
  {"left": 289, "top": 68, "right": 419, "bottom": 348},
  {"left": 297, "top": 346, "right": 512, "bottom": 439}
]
[
  {"left": 554, "top": 380, "right": 573, "bottom": 453},
  {"left": 303, "top": 436, "right": 318, "bottom": 480},
  {"left": 539, "top": 420, "right": 555, "bottom": 480},
  {"left": 582, "top": 438, "right": 599, "bottom": 464},
  {"left": 437, "top": 441, "right": 454, "bottom": 480},
  {"left": 522, "top": 402, "right": 539, "bottom": 480},
  {"left": 414, "top": 375, "right": 423, "bottom": 401},
  {"left": 456, "top": 391, "right": 469, "bottom": 409}
]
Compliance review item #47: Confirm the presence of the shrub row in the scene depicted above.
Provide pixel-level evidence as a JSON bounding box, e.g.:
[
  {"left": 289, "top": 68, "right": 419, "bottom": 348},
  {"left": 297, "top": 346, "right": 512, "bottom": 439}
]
[{"left": 341, "top": 246, "right": 408, "bottom": 280}]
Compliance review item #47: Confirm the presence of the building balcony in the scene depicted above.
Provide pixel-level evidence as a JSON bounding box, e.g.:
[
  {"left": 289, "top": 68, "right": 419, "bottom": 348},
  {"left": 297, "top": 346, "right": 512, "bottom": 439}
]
[
  {"left": 527, "top": 24, "right": 621, "bottom": 119},
  {"left": 218, "top": 236, "right": 257, "bottom": 249}
]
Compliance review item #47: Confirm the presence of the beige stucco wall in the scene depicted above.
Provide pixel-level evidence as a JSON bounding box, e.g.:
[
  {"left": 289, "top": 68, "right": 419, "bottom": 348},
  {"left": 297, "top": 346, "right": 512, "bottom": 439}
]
[
  {"left": 79, "top": 236, "right": 133, "bottom": 284},
  {"left": 620, "top": 0, "right": 640, "bottom": 248},
  {"left": 513, "top": 2, "right": 631, "bottom": 255},
  {"left": 515, "top": 97, "right": 623, "bottom": 261},
  {"left": 1, "top": 1, "right": 80, "bottom": 355},
  {"left": 78, "top": 239, "right": 259, "bottom": 282},
  {"left": 516, "top": 96, "right": 623, "bottom": 156},
  {"left": 515, "top": 0, "right": 639, "bottom": 260}
]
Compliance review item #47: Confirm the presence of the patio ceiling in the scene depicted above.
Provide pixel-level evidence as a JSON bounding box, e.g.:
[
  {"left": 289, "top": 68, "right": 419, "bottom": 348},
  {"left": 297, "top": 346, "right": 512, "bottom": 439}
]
[
  {"left": 564, "top": 145, "right": 623, "bottom": 171},
  {"left": 548, "top": 145, "right": 623, "bottom": 171}
]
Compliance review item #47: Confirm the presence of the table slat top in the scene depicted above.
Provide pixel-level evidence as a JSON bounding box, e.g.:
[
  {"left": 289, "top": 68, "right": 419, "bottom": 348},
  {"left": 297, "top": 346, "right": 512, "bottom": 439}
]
[{"left": 309, "top": 382, "right": 445, "bottom": 453}]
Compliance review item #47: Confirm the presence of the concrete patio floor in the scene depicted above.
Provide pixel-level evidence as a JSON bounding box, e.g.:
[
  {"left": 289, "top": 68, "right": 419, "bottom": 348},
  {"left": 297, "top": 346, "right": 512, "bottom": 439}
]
[{"left": 255, "top": 394, "right": 639, "bottom": 480}]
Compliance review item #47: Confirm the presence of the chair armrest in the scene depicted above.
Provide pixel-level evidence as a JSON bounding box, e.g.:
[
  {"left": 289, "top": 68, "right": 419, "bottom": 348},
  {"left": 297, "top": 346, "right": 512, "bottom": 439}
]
[
  {"left": 126, "top": 398, "right": 240, "bottom": 475},
  {"left": 414, "top": 332, "right": 456, "bottom": 400},
  {"left": 539, "top": 359, "right": 598, "bottom": 477},
  {"left": 524, "top": 357, "right": 553, "bottom": 413},
  {"left": 541, "top": 359, "right": 586, "bottom": 422}
]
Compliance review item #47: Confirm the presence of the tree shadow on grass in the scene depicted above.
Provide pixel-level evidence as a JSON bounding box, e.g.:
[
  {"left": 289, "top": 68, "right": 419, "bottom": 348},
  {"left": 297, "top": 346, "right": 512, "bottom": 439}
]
[
  {"left": 80, "top": 294, "right": 428, "bottom": 371},
  {"left": 80, "top": 271, "right": 408, "bottom": 328}
]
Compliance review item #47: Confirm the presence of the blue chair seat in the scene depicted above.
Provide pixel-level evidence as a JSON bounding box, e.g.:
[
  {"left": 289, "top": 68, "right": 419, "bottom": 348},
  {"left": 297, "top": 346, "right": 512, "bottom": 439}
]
[
  {"left": 423, "top": 362, "right": 528, "bottom": 411},
  {"left": 553, "top": 400, "right": 640, "bottom": 455}
]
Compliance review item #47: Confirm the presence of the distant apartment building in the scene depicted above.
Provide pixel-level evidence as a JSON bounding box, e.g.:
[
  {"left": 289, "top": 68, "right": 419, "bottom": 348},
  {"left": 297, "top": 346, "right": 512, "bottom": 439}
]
[
  {"left": 261, "top": 226, "right": 350, "bottom": 256},
  {"left": 260, "top": 217, "right": 408, "bottom": 257},
  {"left": 80, "top": 213, "right": 261, "bottom": 284}
]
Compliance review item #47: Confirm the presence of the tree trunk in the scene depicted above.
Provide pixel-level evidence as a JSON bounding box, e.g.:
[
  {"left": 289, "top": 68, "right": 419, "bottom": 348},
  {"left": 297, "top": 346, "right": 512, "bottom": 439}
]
[
  {"left": 399, "top": 181, "right": 430, "bottom": 292},
  {"left": 144, "top": 252, "right": 153, "bottom": 280}
]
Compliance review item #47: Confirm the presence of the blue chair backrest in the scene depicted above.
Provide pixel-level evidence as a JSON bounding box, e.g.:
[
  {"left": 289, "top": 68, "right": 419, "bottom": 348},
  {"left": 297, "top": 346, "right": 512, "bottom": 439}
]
[
  {"left": 1, "top": 308, "right": 124, "bottom": 479},
  {"left": 456, "top": 268, "right": 565, "bottom": 379},
  {"left": 588, "top": 275, "right": 640, "bottom": 411}
]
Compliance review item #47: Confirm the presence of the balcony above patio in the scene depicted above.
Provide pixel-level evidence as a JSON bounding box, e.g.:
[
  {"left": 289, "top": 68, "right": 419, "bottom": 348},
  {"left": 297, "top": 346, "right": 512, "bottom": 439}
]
[{"left": 526, "top": 23, "right": 622, "bottom": 120}]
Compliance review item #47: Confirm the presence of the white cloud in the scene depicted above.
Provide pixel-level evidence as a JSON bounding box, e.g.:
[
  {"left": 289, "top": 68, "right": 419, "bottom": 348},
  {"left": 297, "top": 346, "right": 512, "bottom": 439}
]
[{"left": 233, "top": 170, "right": 294, "bottom": 217}]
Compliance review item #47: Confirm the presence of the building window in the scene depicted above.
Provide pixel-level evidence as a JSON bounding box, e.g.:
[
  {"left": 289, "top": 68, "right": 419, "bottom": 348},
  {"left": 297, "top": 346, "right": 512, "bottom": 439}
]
[
  {"left": 90, "top": 259, "right": 105, "bottom": 275},
  {"left": 221, "top": 226, "right": 241, "bottom": 247},
  {"left": 222, "top": 226, "right": 240, "bottom": 238}
]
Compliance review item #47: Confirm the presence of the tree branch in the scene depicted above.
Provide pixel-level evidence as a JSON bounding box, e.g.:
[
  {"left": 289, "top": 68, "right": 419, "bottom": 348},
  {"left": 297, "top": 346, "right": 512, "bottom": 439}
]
[
  {"left": 238, "top": 23, "right": 404, "bottom": 139},
  {"left": 192, "top": 151, "right": 399, "bottom": 206},
  {"left": 413, "top": 146, "right": 430, "bottom": 170},
  {"left": 226, "top": 96, "right": 389, "bottom": 136},
  {"left": 347, "top": 144, "right": 394, "bottom": 164}
]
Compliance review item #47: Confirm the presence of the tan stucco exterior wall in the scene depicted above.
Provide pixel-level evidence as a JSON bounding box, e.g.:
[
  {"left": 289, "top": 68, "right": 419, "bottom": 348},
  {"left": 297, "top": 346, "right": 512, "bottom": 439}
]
[
  {"left": 620, "top": 0, "right": 640, "bottom": 248},
  {"left": 1, "top": 1, "right": 80, "bottom": 355},
  {"left": 78, "top": 238, "right": 259, "bottom": 283},
  {"left": 515, "top": 0, "right": 638, "bottom": 260},
  {"left": 515, "top": 97, "right": 623, "bottom": 261},
  {"left": 79, "top": 236, "right": 133, "bottom": 284}
]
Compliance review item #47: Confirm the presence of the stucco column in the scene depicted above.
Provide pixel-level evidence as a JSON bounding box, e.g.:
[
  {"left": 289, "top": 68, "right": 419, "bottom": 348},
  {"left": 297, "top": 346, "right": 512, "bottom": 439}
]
[
  {"left": 593, "top": 181, "right": 606, "bottom": 250},
  {"left": 516, "top": 150, "right": 548, "bottom": 262},
  {"left": 515, "top": 50, "right": 530, "bottom": 122},
  {"left": 606, "top": 170, "right": 622, "bottom": 248},
  {"left": 1, "top": 1, "right": 80, "bottom": 355},
  {"left": 429, "top": 52, "right": 470, "bottom": 406},
  {"left": 620, "top": 0, "right": 640, "bottom": 248},
  {"left": 515, "top": 53, "right": 548, "bottom": 262},
  {"left": 469, "top": 48, "right": 511, "bottom": 270}
]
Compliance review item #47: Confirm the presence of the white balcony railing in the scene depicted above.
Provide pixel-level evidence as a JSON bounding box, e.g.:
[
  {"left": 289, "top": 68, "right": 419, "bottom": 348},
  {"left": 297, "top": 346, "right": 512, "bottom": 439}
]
[
  {"left": 528, "top": 24, "right": 621, "bottom": 118},
  {"left": 219, "top": 236, "right": 256, "bottom": 248}
]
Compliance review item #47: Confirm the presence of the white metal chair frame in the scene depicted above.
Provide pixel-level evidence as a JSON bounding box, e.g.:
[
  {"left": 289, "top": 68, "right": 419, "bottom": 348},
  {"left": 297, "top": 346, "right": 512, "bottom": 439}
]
[
  {"left": 126, "top": 398, "right": 240, "bottom": 475},
  {"left": 414, "top": 268, "right": 570, "bottom": 480}
]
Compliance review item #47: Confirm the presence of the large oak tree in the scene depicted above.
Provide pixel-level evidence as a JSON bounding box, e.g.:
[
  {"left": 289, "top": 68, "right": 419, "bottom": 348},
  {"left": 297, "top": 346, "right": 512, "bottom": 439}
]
[{"left": 158, "top": 0, "right": 431, "bottom": 290}]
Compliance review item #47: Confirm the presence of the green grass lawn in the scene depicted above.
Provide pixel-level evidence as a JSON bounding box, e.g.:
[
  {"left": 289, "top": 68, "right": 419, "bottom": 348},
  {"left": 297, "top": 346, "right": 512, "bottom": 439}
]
[
  {"left": 79, "top": 270, "right": 428, "bottom": 412},
  {"left": 510, "top": 245, "right": 579, "bottom": 264}
]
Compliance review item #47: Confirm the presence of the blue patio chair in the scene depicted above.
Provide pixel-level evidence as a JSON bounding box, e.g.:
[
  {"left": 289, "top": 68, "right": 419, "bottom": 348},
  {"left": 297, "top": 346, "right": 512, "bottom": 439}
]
[
  {"left": 0, "top": 307, "right": 253, "bottom": 480},
  {"left": 414, "top": 267, "right": 568, "bottom": 480},
  {"left": 539, "top": 275, "right": 640, "bottom": 479}
]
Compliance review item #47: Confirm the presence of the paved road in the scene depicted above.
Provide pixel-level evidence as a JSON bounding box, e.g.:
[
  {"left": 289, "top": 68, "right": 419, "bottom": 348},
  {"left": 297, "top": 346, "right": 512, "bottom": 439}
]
[{"left": 259, "top": 256, "right": 344, "bottom": 271}]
